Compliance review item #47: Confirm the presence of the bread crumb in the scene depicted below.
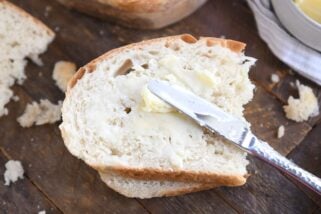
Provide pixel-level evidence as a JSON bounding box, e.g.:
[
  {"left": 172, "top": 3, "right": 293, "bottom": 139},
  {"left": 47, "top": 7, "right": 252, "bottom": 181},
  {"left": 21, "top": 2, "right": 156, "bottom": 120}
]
[
  {"left": 29, "top": 54, "right": 44, "bottom": 66},
  {"left": 271, "top": 74, "right": 280, "bottom": 83},
  {"left": 54, "top": 26, "right": 60, "bottom": 32},
  {"left": 44, "top": 5, "right": 52, "bottom": 17},
  {"left": 52, "top": 61, "right": 77, "bottom": 92},
  {"left": 4, "top": 160, "right": 24, "bottom": 186},
  {"left": 17, "top": 99, "right": 62, "bottom": 127},
  {"left": 283, "top": 81, "right": 319, "bottom": 122},
  {"left": 277, "top": 125, "right": 285, "bottom": 138},
  {"left": 38, "top": 211, "right": 46, "bottom": 214},
  {"left": 289, "top": 81, "right": 295, "bottom": 88},
  {"left": 2, "top": 109, "right": 8, "bottom": 116},
  {"left": 12, "top": 95, "right": 19, "bottom": 102}
]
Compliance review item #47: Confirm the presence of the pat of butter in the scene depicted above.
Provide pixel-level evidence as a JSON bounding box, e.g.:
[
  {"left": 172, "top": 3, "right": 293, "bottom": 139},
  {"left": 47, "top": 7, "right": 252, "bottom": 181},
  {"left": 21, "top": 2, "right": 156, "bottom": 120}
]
[
  {"left": 141, "top": 85, "right": 174, "bottom": 113},
  {"left": 158, "top": 54, "right": 181, "bottom": 73},
  {"left": 141, "top": 54, "right": 218, "bottom": 113},
  {"left": 196, "top": 70, "right": 217, "bottom": 87},
  {"left": 295, "top": 0, "right": 321, "bottom": 24},
  {"left": 159, "top": 54, "right": 217, "bottom": 87}
]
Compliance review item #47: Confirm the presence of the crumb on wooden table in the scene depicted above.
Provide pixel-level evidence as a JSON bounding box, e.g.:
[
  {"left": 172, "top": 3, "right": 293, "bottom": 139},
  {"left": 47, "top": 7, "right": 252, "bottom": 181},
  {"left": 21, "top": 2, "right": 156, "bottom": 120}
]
[
  {"left": 271, "top": 73, "right": 280, "bottom": 83},
  {"left": 12, "top": 95, "right": 19, "bottom": 102},
  {"left": 52, "top": 61, "right": 77, "bottom": 92},
  {"left": 17, "top": 99, "right": 62, "bottom": 127},
  {"left": 277, "top": 125, "right": 285, "bottom": 138},
  {"left": 283, "top": 81, "right": 319, "bottom": 122},
  {"left": 4, "top": 160, "right": 24, "bottom": 186}
]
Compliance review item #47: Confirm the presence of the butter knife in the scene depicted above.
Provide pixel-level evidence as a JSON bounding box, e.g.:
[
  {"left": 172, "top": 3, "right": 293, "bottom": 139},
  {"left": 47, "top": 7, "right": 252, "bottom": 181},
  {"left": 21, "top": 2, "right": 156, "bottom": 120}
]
[{"left": 147, "top": 80, "right": 321, "bottom": 195}]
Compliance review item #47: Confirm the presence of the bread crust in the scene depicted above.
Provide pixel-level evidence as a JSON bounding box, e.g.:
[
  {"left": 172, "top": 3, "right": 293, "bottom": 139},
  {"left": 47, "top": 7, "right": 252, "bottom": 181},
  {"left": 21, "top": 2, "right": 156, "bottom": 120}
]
[
  {"left": 96, "top": 165, "right": 247, "bottom": 186},
  {"left": 57, "top": 0, "right": 207, "bottom": 29},
  {"left": 68, "top": 34, "right": 245, "bottom": 90},
  {"left": 0, "top": 0, "right": 55, "bottom": 38},
  {"left": 96, "top": 0, "right": 174, "bottom": 13},
  {"left": 62, "top": 34, "right": 248, "bottom": 186}
]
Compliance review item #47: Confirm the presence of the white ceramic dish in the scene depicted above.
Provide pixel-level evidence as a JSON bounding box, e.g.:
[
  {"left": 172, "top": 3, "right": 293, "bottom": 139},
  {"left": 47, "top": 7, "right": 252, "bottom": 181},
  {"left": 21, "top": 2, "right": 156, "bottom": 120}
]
[{"left": 271, "top": 0, "right": 321, "bottom": 52}]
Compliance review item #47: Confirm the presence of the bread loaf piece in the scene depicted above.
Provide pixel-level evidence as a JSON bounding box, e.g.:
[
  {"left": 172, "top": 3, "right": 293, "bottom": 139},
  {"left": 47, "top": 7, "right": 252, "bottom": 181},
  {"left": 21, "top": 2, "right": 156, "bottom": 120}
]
[
  {"left": 60, "top": 35, "right": 256, "bottom": 187},
  {"left": 57, "top": 0, "right": 207, "bottom": 29},
  {"left": 100, "top": 172, "right": 216, "bottom": 199},
  {"left": 0, "top": 0, "right": 54, "bottom": 117}
]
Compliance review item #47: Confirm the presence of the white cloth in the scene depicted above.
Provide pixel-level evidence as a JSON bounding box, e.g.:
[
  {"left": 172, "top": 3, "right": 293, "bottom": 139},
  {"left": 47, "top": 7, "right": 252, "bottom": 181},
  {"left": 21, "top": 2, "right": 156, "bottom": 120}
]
[{"left": 247, "top": 0, "right": 321, "bottom": 85}]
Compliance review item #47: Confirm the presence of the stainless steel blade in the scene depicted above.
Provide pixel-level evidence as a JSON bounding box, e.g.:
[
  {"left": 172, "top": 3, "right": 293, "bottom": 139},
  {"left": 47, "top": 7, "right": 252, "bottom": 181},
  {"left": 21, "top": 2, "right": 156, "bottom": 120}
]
[{"left": 147, "top": 80, "right": 250, "bottom": 148}]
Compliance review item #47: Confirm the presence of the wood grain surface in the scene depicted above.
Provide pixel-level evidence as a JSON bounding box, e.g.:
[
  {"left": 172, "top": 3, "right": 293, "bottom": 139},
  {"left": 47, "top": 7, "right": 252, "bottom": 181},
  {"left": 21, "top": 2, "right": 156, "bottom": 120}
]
[{"left": 0, "top": 0, "right": 320, "bottom": 213}]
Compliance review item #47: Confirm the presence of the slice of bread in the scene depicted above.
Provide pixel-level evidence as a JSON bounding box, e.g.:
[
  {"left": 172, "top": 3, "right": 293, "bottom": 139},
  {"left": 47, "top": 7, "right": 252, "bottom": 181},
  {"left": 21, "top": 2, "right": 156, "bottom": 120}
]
[
  {"left": 99, "top": 171, "right": 216, "bottom": 199},
  {"left": 0, "top": 0, "right": 55, "bottom": 117},
  {"left": 60, "top": 34, "right": 256, "bottom": 185},
  {"left": 57, "top": 0, "right": 207, "bottom": 29}
]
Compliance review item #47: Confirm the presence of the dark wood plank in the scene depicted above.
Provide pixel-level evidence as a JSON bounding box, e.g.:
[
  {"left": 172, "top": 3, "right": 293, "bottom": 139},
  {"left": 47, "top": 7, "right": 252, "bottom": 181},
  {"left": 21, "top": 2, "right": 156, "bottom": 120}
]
[
  {"left": 287, "top": 123, "right": 321, "bottom": 207},
  {"left": 140, "top": 191, "right": 238, "bottom": 214},
  {"left": 0, "top": 150, "right": 61, "bottom": 214},
  {"left": 313, "top": 207, "right": 321, "bottom": 214}
]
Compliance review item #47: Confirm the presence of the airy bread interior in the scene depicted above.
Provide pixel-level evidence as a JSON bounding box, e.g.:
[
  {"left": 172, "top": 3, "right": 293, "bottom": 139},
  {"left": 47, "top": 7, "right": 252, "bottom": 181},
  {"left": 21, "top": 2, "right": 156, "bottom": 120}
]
[
  {"left": 61, "top": 35, "right": 256, "bottom": 184},
  {"left": 0, "top": 1, "right": 55, "bottom": 117}
]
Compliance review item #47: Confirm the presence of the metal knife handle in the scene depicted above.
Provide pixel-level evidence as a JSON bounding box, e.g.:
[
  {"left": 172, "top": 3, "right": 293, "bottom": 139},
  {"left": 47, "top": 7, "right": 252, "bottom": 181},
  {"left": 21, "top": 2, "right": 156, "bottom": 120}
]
[{"left": 250, "top": 138, "right": 321, "bottom": 195}]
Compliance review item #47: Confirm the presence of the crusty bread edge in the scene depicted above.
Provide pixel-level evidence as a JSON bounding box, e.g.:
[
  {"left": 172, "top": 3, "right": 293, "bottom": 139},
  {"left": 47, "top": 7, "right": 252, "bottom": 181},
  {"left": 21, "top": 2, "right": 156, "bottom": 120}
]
[
  {"left": 1, "top": 0, "right": 55, "bottom": 38},
  {"left": 62, "top": 34, "right": 248, "bottom": 185},
  {"left": 96, "top": 165, "right": 247, "bottom": 186},
  {"left": 58, "top": 0, "right": 207, "bottom": 29},
  {"left": 67, "top": 34, "right": 245, "bottom": 91},
  {"left": 97, "top": 0, "right": 185, "bottom": 13}
]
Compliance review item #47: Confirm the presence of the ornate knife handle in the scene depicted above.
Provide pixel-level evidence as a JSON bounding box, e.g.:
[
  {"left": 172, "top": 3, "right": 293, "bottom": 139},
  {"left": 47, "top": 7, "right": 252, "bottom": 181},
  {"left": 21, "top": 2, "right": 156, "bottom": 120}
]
[{"left": 250, "top": 138, "right": 321, "bottom": 195}]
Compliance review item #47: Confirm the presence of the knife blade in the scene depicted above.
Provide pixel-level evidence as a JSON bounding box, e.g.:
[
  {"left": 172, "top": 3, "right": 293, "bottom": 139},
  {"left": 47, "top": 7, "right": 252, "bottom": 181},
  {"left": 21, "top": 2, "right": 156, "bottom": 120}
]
[
  {"left": 147, "top": 80, "right": 321, "bottom": 195},
  {"left": 147, "top": 80, "right": 253, "bottom": 150}
]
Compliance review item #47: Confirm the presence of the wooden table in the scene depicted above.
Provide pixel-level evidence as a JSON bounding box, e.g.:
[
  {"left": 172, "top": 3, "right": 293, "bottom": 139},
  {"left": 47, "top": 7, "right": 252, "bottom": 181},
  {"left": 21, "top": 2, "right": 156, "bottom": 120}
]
[{"left": 1, "top": 0, "right": 321, "bottom": 213}]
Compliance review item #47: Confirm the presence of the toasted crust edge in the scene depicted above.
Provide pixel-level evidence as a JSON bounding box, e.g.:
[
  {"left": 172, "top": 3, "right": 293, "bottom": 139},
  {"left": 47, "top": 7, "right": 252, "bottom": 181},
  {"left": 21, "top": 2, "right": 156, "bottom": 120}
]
[
  {"left": 96, "top": 165, "right": 247, "bottom": 186},
  {"left": 96, "top": 0, "right": 178, "bottom": 13},
  {"left": 62, "top": 34, "right": 248, "bottom": 185},
  {"left": 67, "top": 34, "right": 245, "bottom": 91},
  {"left": 57, "top": 0, "right": 207, "bottom": 29}
]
